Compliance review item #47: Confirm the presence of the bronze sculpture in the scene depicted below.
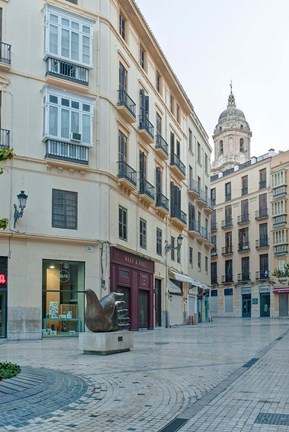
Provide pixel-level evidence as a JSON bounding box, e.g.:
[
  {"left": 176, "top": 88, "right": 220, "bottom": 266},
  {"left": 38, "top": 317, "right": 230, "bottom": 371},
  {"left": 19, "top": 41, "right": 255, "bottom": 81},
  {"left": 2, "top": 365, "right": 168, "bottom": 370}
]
[{"left": 84, "top": 289, "right": 130, "bottom": 332}]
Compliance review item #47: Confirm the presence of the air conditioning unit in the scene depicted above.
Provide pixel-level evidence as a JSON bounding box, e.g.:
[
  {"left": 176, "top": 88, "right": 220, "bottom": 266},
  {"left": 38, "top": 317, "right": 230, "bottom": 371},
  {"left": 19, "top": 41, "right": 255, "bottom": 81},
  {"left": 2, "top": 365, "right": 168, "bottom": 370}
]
[{"left": 70, "top": 132, "right": 81, "bottom": 142}]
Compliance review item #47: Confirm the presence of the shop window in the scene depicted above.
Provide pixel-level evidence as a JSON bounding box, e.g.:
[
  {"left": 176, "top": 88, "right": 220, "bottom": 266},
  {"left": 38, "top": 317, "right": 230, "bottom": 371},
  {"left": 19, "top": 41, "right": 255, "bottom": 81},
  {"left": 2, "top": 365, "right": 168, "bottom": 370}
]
[
  {"left": 42, "top": 259, "right": 85, "bottom": 337},
  {"left": 52, "top": 189, "right": 77, "bottom": 229},
  {"left": 224, "top": 288, "right": 233, "bottom": 312},
  {"left": 210, "top": 289, "right": 218, "bottom": 313}
]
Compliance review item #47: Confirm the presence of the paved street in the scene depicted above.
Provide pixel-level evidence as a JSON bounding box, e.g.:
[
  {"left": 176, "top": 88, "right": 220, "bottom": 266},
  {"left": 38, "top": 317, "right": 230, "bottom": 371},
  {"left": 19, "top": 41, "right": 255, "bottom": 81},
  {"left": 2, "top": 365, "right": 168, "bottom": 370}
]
[{"left": 0, "top": 318, "right": 289, "bottom": 431}]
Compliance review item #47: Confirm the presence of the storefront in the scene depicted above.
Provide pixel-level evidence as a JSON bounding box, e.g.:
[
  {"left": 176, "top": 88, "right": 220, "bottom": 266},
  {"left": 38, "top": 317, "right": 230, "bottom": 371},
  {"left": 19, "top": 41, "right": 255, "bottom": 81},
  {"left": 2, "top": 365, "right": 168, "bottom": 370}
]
[
  {"left": 110, "top": 247, "right": 154, "bottom": 331},
  {"left": 0, "top": 257, "right": 7, "bottom": 338},
  {"left": 259, "top": 285, "right": 270, "bottom": 317},
  {"left": 168, "top": 279, "right": 184, "bottom": 326},
  {"left": 42, "top": 259, "right": 85, "bottom": 337},
  {"left": 273, "top": 287, "right": 289, "bottom": 317}
]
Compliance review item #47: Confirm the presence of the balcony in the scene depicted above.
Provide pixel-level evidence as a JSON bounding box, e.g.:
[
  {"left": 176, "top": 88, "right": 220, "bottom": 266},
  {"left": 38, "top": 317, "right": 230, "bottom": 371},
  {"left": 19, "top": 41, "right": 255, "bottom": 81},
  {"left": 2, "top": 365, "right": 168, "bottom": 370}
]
[
  {"left": 45, "top": 139, "right": 89, "bottom": 165},
  {"left": 188, "top": 179, "right": 200, "bottom": 199},
  {"left": 0, "top": 42, "right": 11, "bottom": 69},
  {"left": 273, "top": 215, "right": 287, "bottom": 227},
  {"left": 241, "top": 187, "right": 248, "bottom": 196},
  {"left": 274, "top": 244, "right": 288, "bottom": 256},
  {"left": 117, "top": 89, "right": 136, "bottom": 123},
  {"left": 117, "top": 160, "right": 137, "bottom": 193},
  {"left": 155, "top": 192, "right": 169, "bottom": 217},
  {"left": 237, "top": 214, "right": 250, "bottom": 225},
  {"left": 0, "top": 129, "right": 10, "bottom": 147},
  {"left": 139, "top": 115, "right": 154, "bottom": 144},
  {"left": 272, "top": 185, "right": 287, "bottom": 199},
  {"left": 255, "top": 208, "right": 268, "bottom": 220},
  {"left": 199, "top": 227, "right": 212, "bottom": 247},
  {"left": 211, "top": 222, "right": 218, "bottom": 232},
  {"left": 259, "top": 180, "right": 267, "bottom": 190},
  {"left": 170, "top": 153, "right": 186, "bottom": 180},
  {"left": 170, "top": 206, "right": 187, "bottom": 229},
  {"left": 238, "top": 242, "right": 250, "bottom": 252},
  {"left": 225, "top": 193, "right": 231, "bottom": 202},
  {"left": 256, "top": 270, "right": 270, "bottom": 281},
  {"left": 187, "top": 219, "right": 201, "bottom": 239},
  {"left": 256, "top": 238, "right": 269, "bottom": 248},
  {"left": 211, "top": 247, "right": 218, "bottom": 257},
  {"left": 196, "top": 189, "right": 209, "bottom": 209},
  {"left": 221, "top": 218, "right": 233, "bottom": 229},
  {"left": 222, "top": 246, "right": 233, "bottom": 256},
  {"left": 155, "top": 134, "right": 169, "bottom": 160},
  {"left": 139, "top": 179, "right": 155, "bottom": 206},
  {"left": 237, "top": 273, "right": 251, "bottom": 283},
  {"left": 222, "top": 275, "right": 233, "bottom": 284},
  {"left": 211, "top": 276, "right": 218, "bottom": 286},
  {"left": 46, "top": 57, "right": 89, "bottom": 86}
]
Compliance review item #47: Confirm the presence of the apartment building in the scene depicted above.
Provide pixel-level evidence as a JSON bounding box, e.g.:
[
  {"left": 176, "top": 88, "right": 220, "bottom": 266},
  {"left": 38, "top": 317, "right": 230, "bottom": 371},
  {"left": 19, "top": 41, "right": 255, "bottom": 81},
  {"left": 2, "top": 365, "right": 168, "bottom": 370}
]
[
  {"left": 211, "top": 87, "right": 289, "bottom": 318},
  {"left": 0, "top": 0, "right": 211, "bottom": 339}
]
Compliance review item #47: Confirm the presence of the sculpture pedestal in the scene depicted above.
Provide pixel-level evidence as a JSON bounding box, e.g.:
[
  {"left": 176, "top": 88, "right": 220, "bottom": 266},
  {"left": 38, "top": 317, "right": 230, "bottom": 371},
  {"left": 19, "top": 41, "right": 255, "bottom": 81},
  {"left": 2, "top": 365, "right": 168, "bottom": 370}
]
[{"left": 79, "top": 331, "right": 133, "bottom": 355}]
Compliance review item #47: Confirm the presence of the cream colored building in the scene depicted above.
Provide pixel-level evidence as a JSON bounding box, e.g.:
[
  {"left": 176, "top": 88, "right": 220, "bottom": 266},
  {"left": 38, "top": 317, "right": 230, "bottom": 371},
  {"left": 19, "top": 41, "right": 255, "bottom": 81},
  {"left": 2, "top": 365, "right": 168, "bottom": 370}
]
[
  {"left": 0, "top": 0, "right": 212, "bottom": 339},
  {"left": 211, "top": 88, "right": 289, "bottom": 318}
]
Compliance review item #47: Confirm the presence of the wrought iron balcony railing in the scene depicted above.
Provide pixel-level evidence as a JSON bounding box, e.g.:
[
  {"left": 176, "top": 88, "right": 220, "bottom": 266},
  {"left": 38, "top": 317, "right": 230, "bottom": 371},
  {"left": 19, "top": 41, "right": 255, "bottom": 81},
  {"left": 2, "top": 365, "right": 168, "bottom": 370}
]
[
  {"left": 238, "top": 242, "right": 250, "bottom": 251},
  {"left": 256, "top": 270, "right": 270, "bottom": 281},
  {"left": 139, "top": 178, "right": 155, "bottom": 200},
  {"left": 222, "top": 246, "right": 233, "bottom": 255},
  {"left": 0, "top": 129, "right": 10, "bottom": 147},
  {"left": 256, "top": 238, "right": 269, "bottom": 248},
  {"left": 46, "top": 57, "right": 89, "bottom": 85},
  {"left": 117, "top": 88, "right": 136, "bottom": 118},
  {"left": 237, "top": 214, "right": 250, "bottom": 224},
  {"left": 222, "top": 275, "right": 233, "bottom": 284},
  {"left": 45, "top": 139, "right": 89, "bottom": 164},
  {"left": 221, "top": 218, "right": 233, "bottom": 228},
  {"left": 255, "top": 208, "right": 268, "bottom": 219},
  {"left": 170, "top": 153, "right": 186, "bottom": 176},
  {"left": 139, "top": 115, "right": 154, "bottom": 139},
  {"left": 238, "top": 273, "right": 251, "bottom": 282},
  {"left": 188, "top": 219, "right": 201, "bottom": 232},
  {"left": 155, "top": 192, "right": 169, "bottom": 211},
  {"left": 155, "top": 134, "right": 169, "bottom": 155},
  {"left": 117, "top": 160, "right": 137, "bottom": 186},
  {"left": 171, "top": 205, "right": 187, "bottom": 224},
  {"left": 0, "top": 42, "right": 11, "bottom": 65}
]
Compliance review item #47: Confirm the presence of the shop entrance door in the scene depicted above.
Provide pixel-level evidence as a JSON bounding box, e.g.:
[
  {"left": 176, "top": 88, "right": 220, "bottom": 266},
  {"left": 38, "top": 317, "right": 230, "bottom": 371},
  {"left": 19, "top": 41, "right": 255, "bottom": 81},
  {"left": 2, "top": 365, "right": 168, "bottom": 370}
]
[
  {"left": 242, "top": 295, "right": 251, "bottom": 317},
  {"left": 117, "top": 286, "right": 131, "bottom": 329},
  {"left": 139, "top": 289, "right": 148, "bottom": 328},
  {"left": 155, "top": 279, "right": 162, "bottom": 327},
  {"left": 0, "top": 291, "right": 6, "bottom": 337},
  {"left": 260, "top": 293, "right": 270, "bottom": 317},
  {"left": 279, "top": 295, "right": 288, "bottom": 317}
]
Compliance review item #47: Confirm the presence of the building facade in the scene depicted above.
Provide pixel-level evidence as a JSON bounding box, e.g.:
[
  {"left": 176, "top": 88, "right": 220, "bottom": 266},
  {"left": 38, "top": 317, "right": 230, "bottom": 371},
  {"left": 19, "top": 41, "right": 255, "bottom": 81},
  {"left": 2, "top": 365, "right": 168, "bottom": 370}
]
[
  {"left": 211, "top": 88, "right": 289, "bottom": 318},
  {"left": 0, "top": 0, "right": 212, "bottom": 339}
]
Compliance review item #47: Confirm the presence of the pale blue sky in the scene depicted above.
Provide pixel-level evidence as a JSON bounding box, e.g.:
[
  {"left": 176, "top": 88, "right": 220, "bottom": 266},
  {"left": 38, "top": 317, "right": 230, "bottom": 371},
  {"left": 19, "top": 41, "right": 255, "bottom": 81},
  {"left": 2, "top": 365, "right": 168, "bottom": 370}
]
[{"left": 136, "top": 0, "right": 289, "bottom": 158}]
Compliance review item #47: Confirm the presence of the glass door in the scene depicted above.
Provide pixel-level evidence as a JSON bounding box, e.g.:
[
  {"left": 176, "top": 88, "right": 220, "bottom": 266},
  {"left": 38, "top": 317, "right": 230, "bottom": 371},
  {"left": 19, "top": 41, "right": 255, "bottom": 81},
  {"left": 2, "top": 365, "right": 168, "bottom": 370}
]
[
  {"left": 0, "top": 290, "right": 7, "bottom": 337},
  {"left": 139, "top": 289, "right": 148, "bottom": 328}
]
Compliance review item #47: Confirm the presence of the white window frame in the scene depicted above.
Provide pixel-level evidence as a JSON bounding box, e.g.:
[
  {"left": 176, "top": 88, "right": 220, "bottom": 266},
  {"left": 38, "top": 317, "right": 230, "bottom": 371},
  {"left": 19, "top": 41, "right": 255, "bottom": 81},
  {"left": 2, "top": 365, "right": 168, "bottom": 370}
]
[
  {"left": 44, "top": 5, "right": 94, "bottom": 68},
  {"left": 42, "top": 86, "right": 94, "bottom": 146}
]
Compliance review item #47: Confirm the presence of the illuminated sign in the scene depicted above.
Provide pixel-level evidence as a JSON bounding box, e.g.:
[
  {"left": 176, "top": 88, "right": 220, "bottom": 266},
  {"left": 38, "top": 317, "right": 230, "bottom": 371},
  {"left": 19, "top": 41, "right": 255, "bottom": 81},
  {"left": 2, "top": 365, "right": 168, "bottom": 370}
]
[{"left": 0, "top": 274, "right": 6, "bottom": 284}]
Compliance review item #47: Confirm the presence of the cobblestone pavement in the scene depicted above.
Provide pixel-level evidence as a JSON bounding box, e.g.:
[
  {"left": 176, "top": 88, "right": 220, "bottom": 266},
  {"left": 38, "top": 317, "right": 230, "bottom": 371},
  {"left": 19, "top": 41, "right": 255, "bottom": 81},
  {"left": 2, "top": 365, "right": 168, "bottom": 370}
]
[{"left": 0, "top": 318, "right": 289, "bottom": 432}]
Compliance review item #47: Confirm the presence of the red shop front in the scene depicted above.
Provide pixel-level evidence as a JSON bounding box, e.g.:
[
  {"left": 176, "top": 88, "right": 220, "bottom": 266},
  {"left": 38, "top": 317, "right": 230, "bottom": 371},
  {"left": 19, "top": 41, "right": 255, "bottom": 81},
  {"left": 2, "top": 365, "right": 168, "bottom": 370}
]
[{"left": 110, "top": 247, "right": 154, "bottom": 331}]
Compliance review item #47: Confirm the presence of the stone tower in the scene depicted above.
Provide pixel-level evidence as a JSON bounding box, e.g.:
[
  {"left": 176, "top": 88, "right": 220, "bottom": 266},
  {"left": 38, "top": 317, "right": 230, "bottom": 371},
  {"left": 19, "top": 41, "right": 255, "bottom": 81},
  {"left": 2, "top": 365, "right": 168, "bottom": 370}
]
[{"left": 212, "top": 84, "right": 252, "bottom": 173}]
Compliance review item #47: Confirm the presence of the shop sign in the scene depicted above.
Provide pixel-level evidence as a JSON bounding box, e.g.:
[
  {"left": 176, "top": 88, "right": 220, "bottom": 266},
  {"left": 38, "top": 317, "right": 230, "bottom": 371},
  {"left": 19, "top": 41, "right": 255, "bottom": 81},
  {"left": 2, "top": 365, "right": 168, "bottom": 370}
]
[
  {"left": 0, "top": 273, "right": 6, "bottom": 284},
  {"left": 259, "top": 285, "right": 270, "bottom": 293},
  {"left": 241, "top": 287, "right": 251, "bottom": 294},
  {"left": 60, "top": 270, "right": 70, "bottom": 283},
  {"left": 252, "top": 298, "right": 258, "bottom": 305}
]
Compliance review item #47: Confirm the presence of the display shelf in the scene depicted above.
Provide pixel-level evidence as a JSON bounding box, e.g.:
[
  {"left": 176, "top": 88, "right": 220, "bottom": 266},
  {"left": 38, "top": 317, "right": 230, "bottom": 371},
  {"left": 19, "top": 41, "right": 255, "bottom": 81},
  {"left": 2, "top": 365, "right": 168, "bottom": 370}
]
[{"left": 43, "top": 318, "right": 82, "bottom": 336}]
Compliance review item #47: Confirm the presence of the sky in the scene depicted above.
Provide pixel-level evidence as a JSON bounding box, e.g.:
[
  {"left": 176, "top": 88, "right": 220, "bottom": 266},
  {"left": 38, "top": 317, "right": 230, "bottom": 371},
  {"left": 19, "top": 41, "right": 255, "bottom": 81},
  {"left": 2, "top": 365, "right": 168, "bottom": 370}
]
[{"left": 136, "top": 0, "right": 289, "bottom": 158}]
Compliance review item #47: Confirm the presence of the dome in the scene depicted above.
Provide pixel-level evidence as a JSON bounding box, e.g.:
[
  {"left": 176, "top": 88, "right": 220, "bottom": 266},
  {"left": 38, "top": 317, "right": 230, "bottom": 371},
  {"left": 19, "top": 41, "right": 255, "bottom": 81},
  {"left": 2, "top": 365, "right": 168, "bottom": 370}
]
[{"left": 214, "top": 86, "right": 251, "bottom": 134}]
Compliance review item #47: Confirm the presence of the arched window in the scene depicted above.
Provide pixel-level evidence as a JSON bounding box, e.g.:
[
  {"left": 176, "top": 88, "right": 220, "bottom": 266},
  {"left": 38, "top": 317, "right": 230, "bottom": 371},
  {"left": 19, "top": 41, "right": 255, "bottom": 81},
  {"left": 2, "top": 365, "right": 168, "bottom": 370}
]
[
  {"left": 240, "top": 138, "right": 244, "bottom": 152},
  {"left": 219, "top": 140, "right": 223, "bottom": 155}
]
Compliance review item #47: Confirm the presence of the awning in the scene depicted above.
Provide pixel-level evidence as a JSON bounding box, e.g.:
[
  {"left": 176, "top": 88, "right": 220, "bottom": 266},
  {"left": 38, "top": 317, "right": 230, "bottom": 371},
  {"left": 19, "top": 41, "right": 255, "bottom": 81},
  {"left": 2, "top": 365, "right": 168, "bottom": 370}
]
[
  {"left": 169, "top": 271, "right": 195, "bottom": 284},
  {"left": 168, "top": 280, "right": 182, "bottom": 294},
  {"left": 273, "top": 287, "right": 289, "bottom": 294}
]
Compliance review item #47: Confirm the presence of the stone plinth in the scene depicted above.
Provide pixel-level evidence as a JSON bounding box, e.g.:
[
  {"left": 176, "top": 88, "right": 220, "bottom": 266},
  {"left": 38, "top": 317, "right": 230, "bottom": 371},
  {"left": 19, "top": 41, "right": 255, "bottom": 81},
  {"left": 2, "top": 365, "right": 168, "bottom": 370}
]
[{"left": 79, "top": 331, "right": 133, "bottom": 355}]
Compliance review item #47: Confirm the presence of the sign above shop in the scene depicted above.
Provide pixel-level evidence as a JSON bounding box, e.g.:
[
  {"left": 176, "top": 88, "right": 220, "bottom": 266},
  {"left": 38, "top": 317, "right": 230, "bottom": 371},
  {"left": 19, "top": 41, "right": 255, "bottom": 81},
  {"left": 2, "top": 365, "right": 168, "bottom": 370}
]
[{"left": 0, "top": 274, "right": 6, "bottom": 284}]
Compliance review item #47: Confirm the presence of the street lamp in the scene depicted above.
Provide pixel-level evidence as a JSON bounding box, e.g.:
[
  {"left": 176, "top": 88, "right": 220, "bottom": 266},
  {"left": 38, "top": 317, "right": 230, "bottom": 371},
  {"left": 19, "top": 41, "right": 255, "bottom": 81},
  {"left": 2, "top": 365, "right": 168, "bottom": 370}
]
[
  {"left": 14, "top": 190, "right": 28, "bottom": 228},
  {"left": 165, "top": 234, "right": 183, "bottom": 253}
]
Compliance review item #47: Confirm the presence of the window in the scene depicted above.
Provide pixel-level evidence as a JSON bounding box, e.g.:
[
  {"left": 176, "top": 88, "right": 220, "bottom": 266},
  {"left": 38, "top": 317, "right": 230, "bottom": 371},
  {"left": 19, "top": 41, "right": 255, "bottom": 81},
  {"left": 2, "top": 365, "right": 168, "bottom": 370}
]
[
  {"left": 171, "top": 236, "right": 175, "bottom": 261},
  {"left": 225, "top": 260, "right": 233, "bottom": 283},
  {"left": 238, "top": 227, "right": 249, "bottom": 250},
  {"left": 42, "top": 87, "right": 94, "bottom": 145},
  {"left": 259, "top": 193, "right": 267, "bottom": 216},
  {"left": 44, "top": 5, "right": 93, "bottom": 67},
  {"left": 198, "top": 252, "right": 201, "bottom": 271},
  {"left": 189, "top": 129, "right": 192, "bottom": 152},
  {"left": 241, "top": 199, "right": 249, "bottom": 222},
  {"left": 241, "top": 175, "right": 248, "bottom": 195},
  {"left": 219, "top": 140, "right": 223, "bottom": 155},
  {"left": 156, "top": 228, "right": 162, "bottom": 255},
  {"left": 119, "top": 206, "right": 127, "bottom": 241},
  {"left": 211, "top": 262, "right": 217, "bottom": 285},
  {"left": 189, "top": 247, "right": 193, "bottom": 266},
  {"left": 170, "top": 95, "right": 174, "bottom": 114},
  {"left": 140, "top": 45, "right": 145, "bottom": 69},
  {"left": 225, "top": 182, "right": 231, "bottom": 201},
  {"left": 205, "top": 256, "right": 208, "bottom": 273},
  {"left": 259, "top": 168, "right": 267, "bottom": 189},
  {"left": 139, "top": 151, "right": 147, "bottom": 193},
  {"left": 177, "top": 246, "right": 181, "bottom": 264},
  {"left": 118, "top": 130, "right": 127, "bottom": 161},
  {"left": 241, "top": 257, "right": 250, "bottom": 280},
  {"left": 66, "top": 0, "right": 77, "bottom": 3},
  {"left": 170, "top": 182, "right": 181, "bottom": 218},
  {"left": 52, "top": 189, "right": 77, "bottom": 229},
  {"left": 205, "top": 153, "right": 209, "bottom": 174},
  {"left": 189, "top": 166, "right": 193, "bottom": 189},
  {"left": 119, "top": 62, "right": 127, "bottom": 91},
  {"left": 211, "top": 188, "right": 216, "bottom": 207},
  {"left": 224, "top": 288, "right": 233, "bottom": 312},
  {"left": 197, "top": 142, "right": 201, "bottom": 164},
  {"left": 225, "top": 231, "right": 232, "bottom": 253},
  {"left": 140, "top": 218, "right": 147, "bottom": 249},
  {"left": 211, "top": 288, "right": 218, "bottom": 313},
  {"left": 240, "top": 138, "right": 244, "bottom": 152},
  {"left": 119, "top": 12, "right": 126, "bottom": 40},
  {"left": 156, "top": 71, "right": 161, "bottom": 93},
  {"left": 176, "top": 105, "right": 180, "bottom": 123},
  {"left": 260, "top": 254, "right": 269, "bottom": 279},
  {"left": 259, "top": 223, "right": 268, "bottom": 246},
  {"left": 225, "top": 205, "right": 232, "bottom": 224}
]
